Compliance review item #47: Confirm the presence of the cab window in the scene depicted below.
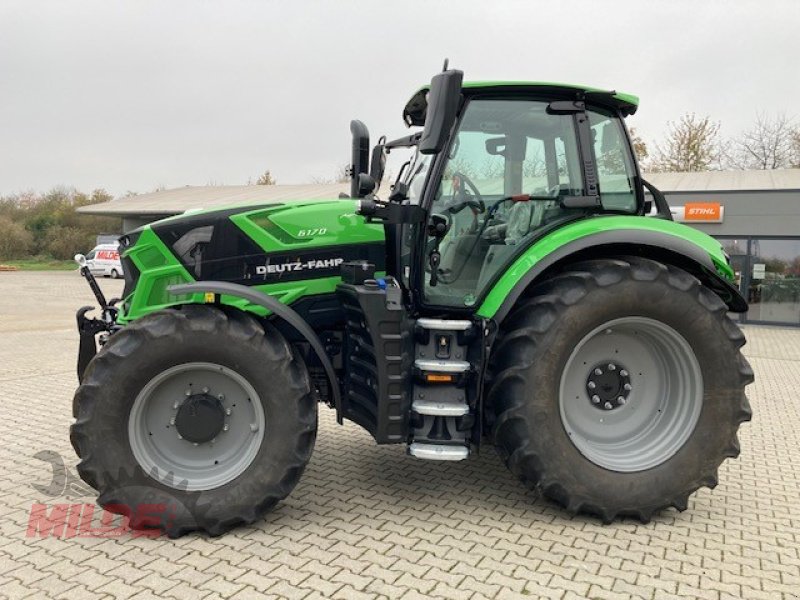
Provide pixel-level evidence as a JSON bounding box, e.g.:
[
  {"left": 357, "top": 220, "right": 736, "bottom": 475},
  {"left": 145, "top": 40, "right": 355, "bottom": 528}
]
[{"left": 423, "top": 98, "right": 637, "bottom": 307}]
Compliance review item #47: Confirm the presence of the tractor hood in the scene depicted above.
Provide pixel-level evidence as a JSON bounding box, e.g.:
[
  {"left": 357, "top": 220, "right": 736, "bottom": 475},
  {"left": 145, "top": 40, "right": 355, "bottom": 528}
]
[{"left": 117, "top": 199, "right": 385, "bottom": 323}]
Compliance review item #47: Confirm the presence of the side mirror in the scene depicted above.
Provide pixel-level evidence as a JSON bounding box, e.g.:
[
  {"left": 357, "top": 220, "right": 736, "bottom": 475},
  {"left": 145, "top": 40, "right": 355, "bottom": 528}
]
[
  {"left": 350, "top": 120, "right": 370, "bottom": 198},
  {"left": 369, "top": 137, "right": 386, "bottom": 190},
  {"left": 419, "top": 68, "right": 463, "bottom": 155},
  {"left": 74, "top": 253, "right": 87, "bottom": 268}
]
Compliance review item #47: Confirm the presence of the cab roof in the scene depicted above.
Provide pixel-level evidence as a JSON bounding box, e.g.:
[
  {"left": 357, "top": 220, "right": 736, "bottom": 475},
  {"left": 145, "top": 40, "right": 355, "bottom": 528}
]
[{"left": 403, "top": 81, "right": 639, "bottom": 127}]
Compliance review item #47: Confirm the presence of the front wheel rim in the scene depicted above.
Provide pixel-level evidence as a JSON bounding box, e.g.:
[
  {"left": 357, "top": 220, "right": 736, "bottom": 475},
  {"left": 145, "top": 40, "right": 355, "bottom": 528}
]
[
  {"left": 558, "top": 317, "right": 703, "bottom": 473},
  {"left": 128, "top": 362, "right": 265, "bottom": 491}
]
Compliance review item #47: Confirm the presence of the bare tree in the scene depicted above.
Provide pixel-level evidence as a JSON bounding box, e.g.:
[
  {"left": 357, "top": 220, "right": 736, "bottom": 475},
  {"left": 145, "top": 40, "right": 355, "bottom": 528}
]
[
  {"left": 726, "top": 113, "right": 798, "bottom": 170},
  {"left": 650, "top": 114, "right": 722, "bottom": 172},
  {"left": 792, "top": 129, "right": 800, "bottom": 168},
  {"left": 255, "top": 170, "right": 276, "bottom": 185},
  {"left": 333, "top": 164, "right": 350, "bottom": 183},
  {"left": 309, "top": 164, "right": 350, "bottom": 185}
]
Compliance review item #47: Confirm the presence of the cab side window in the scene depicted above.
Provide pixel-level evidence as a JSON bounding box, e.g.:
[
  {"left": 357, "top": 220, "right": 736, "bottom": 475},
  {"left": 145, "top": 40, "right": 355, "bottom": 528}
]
[{"left": 589, "top": 109, "right": 637, "bottom": 212}]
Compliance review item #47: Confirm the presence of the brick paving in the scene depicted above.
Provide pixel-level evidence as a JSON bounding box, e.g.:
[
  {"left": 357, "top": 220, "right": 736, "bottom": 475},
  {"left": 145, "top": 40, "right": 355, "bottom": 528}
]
[{"left": 0, "top": 270, "right": 798, "bottom": 599}]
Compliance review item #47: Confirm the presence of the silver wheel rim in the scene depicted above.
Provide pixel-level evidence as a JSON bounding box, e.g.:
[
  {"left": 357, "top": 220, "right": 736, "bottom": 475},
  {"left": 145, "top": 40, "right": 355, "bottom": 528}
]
[
  {"left": 558, "top": 317, "right": 703, "bottom": 472},
  {"left": 128, "top": 362, "right": 265, "bottom": 491}
]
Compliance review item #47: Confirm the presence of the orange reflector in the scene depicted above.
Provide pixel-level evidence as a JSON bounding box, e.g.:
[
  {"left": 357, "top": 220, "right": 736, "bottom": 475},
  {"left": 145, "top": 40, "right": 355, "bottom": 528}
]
[{"left": 425, "top": 373, "right": 455, "bottom": 383}]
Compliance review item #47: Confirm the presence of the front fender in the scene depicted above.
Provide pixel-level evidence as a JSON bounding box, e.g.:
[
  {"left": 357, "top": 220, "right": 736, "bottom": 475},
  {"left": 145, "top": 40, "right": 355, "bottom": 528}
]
[
  {"left": 168, "top": 282, "right": 342, "bottom": 421},
  {"left": 476, "top": 216, "right": 747, "bottom": 323}
]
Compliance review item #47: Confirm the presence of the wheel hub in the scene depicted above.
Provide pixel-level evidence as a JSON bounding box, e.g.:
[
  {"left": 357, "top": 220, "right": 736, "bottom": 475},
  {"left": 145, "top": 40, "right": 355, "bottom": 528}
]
[
  {"left": 174, "top": 393, "right": 226, "bottom": 443},
  {"left": 586, "top": 362, "right": 631, "bottom": 410}
]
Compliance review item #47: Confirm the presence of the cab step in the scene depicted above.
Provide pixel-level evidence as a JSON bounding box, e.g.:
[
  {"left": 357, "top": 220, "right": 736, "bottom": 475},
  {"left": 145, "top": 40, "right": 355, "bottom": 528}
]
[
  {"left": 416, "top": 318, "right": 473, "bottom": 331},
  {"left": 408, "top": 443, "right": 469, "bottom": 461},
  {"left": 414, "top": 358, "right": 471, "bottom": 373},
  {"left": 412, "top": 399, "right": 469, "bottom": 416}
]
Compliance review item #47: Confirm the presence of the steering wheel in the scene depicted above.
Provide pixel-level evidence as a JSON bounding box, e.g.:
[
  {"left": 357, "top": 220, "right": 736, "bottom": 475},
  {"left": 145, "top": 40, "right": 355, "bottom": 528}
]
[{"left": 448, "top": 171, "right": 486, "bottom": 215}]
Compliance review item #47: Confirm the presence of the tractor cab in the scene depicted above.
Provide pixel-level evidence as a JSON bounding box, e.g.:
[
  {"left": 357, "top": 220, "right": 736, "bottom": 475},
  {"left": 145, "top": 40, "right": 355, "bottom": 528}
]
[{"left": 354, "top": 70, "right": 655, "bottom": 314}]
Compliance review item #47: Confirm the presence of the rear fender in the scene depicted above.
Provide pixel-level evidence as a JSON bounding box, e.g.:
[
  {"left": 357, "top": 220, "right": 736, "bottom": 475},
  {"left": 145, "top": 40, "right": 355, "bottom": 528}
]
[{"left": 477, "top": 228, "right": 747, "bottom": 325}]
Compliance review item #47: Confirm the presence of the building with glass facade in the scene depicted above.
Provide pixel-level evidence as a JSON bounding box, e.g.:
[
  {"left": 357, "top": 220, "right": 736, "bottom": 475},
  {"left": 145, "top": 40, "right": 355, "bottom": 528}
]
[{"left": 646, "top": 170, "right": 800, "bottom": 326}]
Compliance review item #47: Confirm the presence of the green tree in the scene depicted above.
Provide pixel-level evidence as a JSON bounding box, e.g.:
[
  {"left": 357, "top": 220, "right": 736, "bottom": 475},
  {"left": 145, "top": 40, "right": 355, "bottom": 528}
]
[
  {"left": 0, "top": 216, "right": 33, "bottom": 259},
  {"left": 629, "top": 127, "right": 649, "bottom": 162},
  {"left": 45, "top": 226, "right": 95, "bottom": 260},
  {"left": 650, "top": 114, "right": 721, "bottom": 172}
]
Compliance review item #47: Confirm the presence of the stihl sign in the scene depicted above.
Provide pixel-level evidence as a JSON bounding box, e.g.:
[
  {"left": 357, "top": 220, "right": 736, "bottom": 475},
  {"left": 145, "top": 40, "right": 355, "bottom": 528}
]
[{"left": 673, "top": 202, "right": 724, "bottom": 223}]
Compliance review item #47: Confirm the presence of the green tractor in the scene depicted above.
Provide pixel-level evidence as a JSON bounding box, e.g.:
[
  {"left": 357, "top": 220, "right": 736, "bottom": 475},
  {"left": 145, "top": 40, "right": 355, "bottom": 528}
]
[{"left": 72, "top": 66, "right": 752, "bottom": 537}]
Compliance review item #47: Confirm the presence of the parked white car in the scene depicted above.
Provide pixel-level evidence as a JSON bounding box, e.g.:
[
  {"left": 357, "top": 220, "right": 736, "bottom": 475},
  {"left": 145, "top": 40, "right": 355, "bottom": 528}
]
[{"left": 84, "top": 244, "right": 123, "bottom": 278}]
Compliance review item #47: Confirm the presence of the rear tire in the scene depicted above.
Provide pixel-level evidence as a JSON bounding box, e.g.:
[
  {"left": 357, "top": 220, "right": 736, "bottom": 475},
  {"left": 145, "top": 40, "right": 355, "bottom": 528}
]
[
  {"left": 71, "top": 306, "right": 316, "bottom": 536},
  {"left": 488, "top": 257, "right": 753, "bottom": 522},
  {"left": 110, "top": 269, "right": 119, "bottom": 279}
]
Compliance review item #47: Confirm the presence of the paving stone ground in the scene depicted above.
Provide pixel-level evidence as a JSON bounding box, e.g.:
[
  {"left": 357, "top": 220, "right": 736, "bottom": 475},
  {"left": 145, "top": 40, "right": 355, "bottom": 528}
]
[{"left": 0, "top": 270, "right": 798, "bottom": 600}]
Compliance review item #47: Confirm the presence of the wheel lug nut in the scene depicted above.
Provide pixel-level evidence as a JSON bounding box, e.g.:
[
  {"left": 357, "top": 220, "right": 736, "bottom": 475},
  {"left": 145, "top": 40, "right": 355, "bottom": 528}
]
[
  {"left": 618, "top": 397, "right": 626, "bottom": 405},
  {"left": 587, "top": 382, "right": 596, "bottom": 390},
  {"left": 202, "top": 387, "right": 209, "bottom": 394},
  {"left": 185, "top": 389, "right": 191, "bottom": 396},
  {"left": 169, "top": 417, "right": 175, "bottom": 425},
  {"left": 218, "top": 394, "right": 225, "bottom": 401},
  {"left": 193, "top": 442, "right": 198, "bottom": 447},
  {"left": 225, "top": 408, "right": 232, "bottom": 416},
  {"left": 591, "top": 395, "right": 600, "bottom": 404},
  {"left": 604, "top": 402, "right": 613, "bottom": 409},
  {"left": 173, "top": 401, "right": 180, "bottom": 409},
  {"left": 607, "top": 364, "right": 616, "bottom": 371},
  {"left": 223, "top": 424, "right": 229, "bottom": 432},
  {"left": 594, "top": 368, "right": 603, "bottom": 376},
  {"left": 620, "top": 370, "right": 628, "bottom": 377},
  {"left": 250, "top": 423, "right": 259, "bottom": 432},
  {"left": 624, "top": 383, "right": 632, "bottom": 391},
  {"left": 177, "top": 434, "right": 183, "bottom": 440}
]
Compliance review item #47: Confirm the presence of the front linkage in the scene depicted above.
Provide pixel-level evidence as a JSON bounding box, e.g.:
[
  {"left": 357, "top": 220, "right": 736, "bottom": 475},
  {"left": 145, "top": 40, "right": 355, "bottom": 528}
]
[{"left": 74, "top": 253, "right": 119, "bottom": 382}]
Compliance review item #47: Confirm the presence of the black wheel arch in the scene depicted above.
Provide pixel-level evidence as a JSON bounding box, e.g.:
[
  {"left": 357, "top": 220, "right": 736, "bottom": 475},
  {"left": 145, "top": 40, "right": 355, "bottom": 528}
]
[
  {"left": 490, "top": 230, "right": 748, "bottom": 325},
  {"left": 167, "top": 282, "right": 342, "bottom": 420}
]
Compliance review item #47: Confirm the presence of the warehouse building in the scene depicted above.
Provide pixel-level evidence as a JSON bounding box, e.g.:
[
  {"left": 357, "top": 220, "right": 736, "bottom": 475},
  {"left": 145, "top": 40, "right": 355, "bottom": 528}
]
[{"left": 79, "top": 169, "right": 800, "bottom": 326}]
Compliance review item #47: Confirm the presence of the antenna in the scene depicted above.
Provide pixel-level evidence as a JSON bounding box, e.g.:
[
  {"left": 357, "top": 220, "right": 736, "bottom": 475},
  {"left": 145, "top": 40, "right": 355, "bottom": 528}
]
[{"left": 442, "top": 58, "right": 449, "bottom": 71}]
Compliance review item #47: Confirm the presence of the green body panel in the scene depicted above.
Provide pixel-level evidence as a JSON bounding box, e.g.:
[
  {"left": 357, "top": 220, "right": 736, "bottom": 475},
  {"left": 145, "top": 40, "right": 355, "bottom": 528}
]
[
  {"left": 117, "top": 199, "right": 385, "bottom": 324},
  {"left": 231, "top": 200, "right": 384, "bottom": 250},
  {"left": 476, "top": 216, "right": 734, "bottom": 319},
  {"left": 403, "top": 80, "right": 639, "bottom": 126},
  {"left": 117, "top": 227, "right": 195, "bottom": 324},
  {"left": 460, "top": 81, "right": 639, "bottom": 107}
]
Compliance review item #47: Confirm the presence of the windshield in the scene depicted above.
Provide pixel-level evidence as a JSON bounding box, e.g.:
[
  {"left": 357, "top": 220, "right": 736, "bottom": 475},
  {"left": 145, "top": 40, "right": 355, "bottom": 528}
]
[{"left": 424, "top": 98, "right": 637, "bottom": 307}]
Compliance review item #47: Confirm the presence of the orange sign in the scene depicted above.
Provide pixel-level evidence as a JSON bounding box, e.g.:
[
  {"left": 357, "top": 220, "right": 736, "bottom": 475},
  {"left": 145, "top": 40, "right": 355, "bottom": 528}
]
[{"left": 683, "top": 202, "right": 722, "bottom": 221}]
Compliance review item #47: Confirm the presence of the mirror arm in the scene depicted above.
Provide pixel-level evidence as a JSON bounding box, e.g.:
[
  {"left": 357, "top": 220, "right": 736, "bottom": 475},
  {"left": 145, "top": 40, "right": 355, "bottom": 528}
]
[{"left": 356, "top": 199, "right": 426, "bottom": 224}]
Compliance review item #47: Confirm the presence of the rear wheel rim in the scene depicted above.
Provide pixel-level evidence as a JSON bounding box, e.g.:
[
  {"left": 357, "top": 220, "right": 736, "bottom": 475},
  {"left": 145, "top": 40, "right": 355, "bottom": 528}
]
[
  {"left": 558, "top": 317, "right": 703, "bottom": 473},
  {"left": 128, "top": 362, "right": 265, "bottom": 491}
]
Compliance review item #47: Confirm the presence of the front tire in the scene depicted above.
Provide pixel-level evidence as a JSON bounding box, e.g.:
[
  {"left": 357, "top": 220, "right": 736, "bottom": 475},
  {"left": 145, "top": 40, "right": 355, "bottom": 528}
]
[
  {"left": 488, "top": 257, "right": 753, "bottom": 522},
  {"left": 71, "top": 306, "right": 317, "bottom": 536},
  {"left": 110, "top": 268, "right": 120, "bottom": 279}
]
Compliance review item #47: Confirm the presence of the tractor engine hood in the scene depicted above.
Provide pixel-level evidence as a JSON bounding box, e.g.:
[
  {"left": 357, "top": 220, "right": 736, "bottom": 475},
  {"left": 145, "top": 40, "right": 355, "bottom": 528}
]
[{"left": 117, "top": 199, "right": 386, "bottom": 323}]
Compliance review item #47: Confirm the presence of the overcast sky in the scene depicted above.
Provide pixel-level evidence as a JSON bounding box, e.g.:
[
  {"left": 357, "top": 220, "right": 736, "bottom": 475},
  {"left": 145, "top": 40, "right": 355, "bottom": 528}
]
[{"left": 1, "top": 0, "right": 799, "bottom": 197}]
